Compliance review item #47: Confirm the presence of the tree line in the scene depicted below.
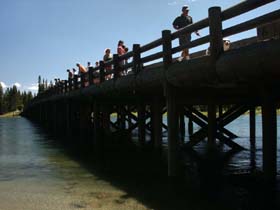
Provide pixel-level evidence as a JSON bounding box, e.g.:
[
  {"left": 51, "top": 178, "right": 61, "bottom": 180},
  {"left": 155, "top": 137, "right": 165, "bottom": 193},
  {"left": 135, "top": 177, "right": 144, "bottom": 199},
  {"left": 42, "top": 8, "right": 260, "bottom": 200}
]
[{"left": 0, "top": 84, "right": 34, "bottom": 115}]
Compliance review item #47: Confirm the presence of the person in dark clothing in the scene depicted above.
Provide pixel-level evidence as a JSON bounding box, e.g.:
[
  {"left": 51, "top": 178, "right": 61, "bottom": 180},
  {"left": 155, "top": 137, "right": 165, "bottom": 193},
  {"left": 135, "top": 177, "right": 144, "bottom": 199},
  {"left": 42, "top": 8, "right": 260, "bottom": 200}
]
[{"left": 173, "top": 5, "right": 200, "bottom": 60}]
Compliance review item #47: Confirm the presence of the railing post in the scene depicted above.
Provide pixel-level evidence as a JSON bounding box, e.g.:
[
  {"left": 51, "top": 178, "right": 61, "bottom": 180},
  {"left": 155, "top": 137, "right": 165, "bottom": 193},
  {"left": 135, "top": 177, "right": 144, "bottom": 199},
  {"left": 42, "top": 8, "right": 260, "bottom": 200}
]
[
  {"left": 59, "top": 81, "right": 63, "bottom": 94},
  {"left": 74, "top": 75, "right": 78, "bottom": 90},
  {"left": 81, "top": 73, "right": 85, "bottom": 88},
  {"left": 209, "top": 6, "right": 223, "bottom": 60},
  {"left": 133, "top": 44, "right": 141, "bottom": 74},
  {"left": 68, "top": 78, "right": 72, "bottom": 91},
  {"left": 113, "top": 54, "right": 120, "bottom": 79},
  {"left": 99, "top": 60, "right": 105, "bottom": 83},
  {"left": 262, "top": 87, "right": 277, "bottom": 186},
  {"left": 63, "top": 80, "right": 67, "bottom": 93},
  {"left": 162, "top": 30, "right": 173, "bottom": 67},
  {"left": 162, "top": 30, "right": 180, "bottom": 177},
  {"left": 207, "top": 7, "right": 222, "bottom": 147},
  {"left": 88, "top": 66, "right": 94, "bottom": 86}
]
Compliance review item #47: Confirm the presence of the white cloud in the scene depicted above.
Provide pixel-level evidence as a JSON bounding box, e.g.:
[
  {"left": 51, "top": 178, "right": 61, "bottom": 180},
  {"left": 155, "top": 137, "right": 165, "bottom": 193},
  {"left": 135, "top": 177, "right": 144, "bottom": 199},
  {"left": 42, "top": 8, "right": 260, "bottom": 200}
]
[
  {"left": 168, "top": 0, "right": 197, "bottom": 6},
  {"left": 27, "top": 84, "right": 38, "bottom": 91},
  {"left": 0, "top": 81, "right": 7, "bottom": 88},
  {"left": 14, "top": 82, "right": 21, "bottom": 88}
]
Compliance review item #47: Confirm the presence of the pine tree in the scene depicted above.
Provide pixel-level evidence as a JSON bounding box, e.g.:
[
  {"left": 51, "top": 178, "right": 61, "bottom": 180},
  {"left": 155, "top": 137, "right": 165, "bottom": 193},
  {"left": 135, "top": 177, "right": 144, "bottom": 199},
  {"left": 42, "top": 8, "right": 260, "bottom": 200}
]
[
  {"left": 0, "top": 83, "right": 3, "bottom": 114},
  {"left": 38, "top": 75, "right": 42, "bottom": 94}
]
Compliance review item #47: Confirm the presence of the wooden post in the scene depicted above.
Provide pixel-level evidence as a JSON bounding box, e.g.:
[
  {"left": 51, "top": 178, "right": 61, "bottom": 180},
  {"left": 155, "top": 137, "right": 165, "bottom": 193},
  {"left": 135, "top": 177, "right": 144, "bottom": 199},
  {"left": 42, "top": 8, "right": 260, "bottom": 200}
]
[
  {"left": 179, "top": 106, "right": 185, "bottom": 142},
  {"left": 63, "top": 80, "right": 67, "bottom": 93},
  {"left": 162, "top": 30, "right": 172, "bottom": 66},
  {"left": 102, "top": 105, "right": 110, "bottom": 134},
  {"left": 113, "top": 54, "right": 120, "bottom": 79},
  {"left": 88, "top": 66, "right": 94, "bottom": 85},
  {"left": 208, "top": 6, "right": 223, "bottom": 60},
  {"left": 99, "top": 60, "right": 105, "bottom": 83},
  {"left": 93, "top": 102, "right": 101, "bottom": 151},
  {"left": 53, "top": 103, "right": 57, "bottom": 134},
  {"left": 249, "top": 106, "right": 256, "bottom": 142},
  {"left": 208, "top": 104, "right": 216, "bottom": 146},
  {"left": 65, "top": 101, "right": 71, "bottom": 137},
  {"left": 68, "top": 78, "right": 72, "bottom": 91},
  {"left": 162, "top": 29, "right": 180, "bottom": 176},
  {"left": 120, "top": 106, "right": 126, "bottom": 130},
  {"left": 133, "top": 44, "right": 141, "bottom": 74},
  {"left": 166, "top": 84, "right": 179, "bottom": 176},
  {"left": 74, "top": 75, "right": 78, "bottom": 90},
  {"left": 138, "top": 103, "right": 146, "bottom": 146},
  {"left": 188, "top": 113, "right": 193, "bottom": 136},
  {"left": 207, "top": 7, "right": 222, "bottom": 147},
  {"left": 79, "top": 104, "right": 91, "bottom": 142},
  {"left": 151, "top": 99, "right": 163, "bottom": 150},
  {"left": 262, "top": 92, "right": 277, "bottom": 185},
  {"left": 81, "top": 73, "right": 85, "bottom": 88}
]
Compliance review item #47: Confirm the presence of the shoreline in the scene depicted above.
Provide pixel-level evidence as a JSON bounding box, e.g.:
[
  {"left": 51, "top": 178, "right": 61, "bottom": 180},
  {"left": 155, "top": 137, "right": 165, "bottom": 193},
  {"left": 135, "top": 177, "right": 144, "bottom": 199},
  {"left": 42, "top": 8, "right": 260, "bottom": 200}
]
[{"left": 0, "top": 110, "right": 21, "bottom": 118}]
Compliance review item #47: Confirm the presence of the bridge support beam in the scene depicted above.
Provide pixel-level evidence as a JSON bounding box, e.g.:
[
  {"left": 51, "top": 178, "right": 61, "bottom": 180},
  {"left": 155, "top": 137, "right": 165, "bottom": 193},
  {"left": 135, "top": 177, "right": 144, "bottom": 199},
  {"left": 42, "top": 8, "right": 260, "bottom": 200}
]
[
  {"left": 208, "top": 104, "right": 216, "bottom": 146},
  {"left": 151, "top": 99, "right": 163, "bottom": 150},
  {"left": 179, "top": 106, "right": 185, "bottom": 142},
  {"left": 79, "top": 103, "right": 92, "bottom": 142},
  {"left": 138, "top": 103, "right": 146, "bottom": 146},
  {"left": 166, "top": 85, "right": 180, "bottom": 176},
  {"left": 250, "top": 106, "right": 256, "bottom": 142},
  {"left": 262, "top": 93, "right": 277, "bottom": 185}
]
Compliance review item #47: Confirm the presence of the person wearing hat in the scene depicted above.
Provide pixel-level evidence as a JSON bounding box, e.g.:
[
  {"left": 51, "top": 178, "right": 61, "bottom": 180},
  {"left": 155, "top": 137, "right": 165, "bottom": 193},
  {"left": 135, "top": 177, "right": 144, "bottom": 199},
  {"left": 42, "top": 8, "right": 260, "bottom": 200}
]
[{"left": 173, "top": 5, "right": 200, "bottom": 60}]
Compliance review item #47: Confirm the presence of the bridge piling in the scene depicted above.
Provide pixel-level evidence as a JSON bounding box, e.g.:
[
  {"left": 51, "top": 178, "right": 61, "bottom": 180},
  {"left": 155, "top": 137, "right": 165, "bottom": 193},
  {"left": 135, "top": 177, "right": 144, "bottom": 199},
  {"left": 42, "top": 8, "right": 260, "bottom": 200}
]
[
  {"left": 151, "top": 99, "right": 163, "bottom": 150},
  {"left": 262, "top": 89, "right": 277, "bottom": 185},
  {"left": 250, "top": 107, "right": 256, "bottom": 142},
  {"left": 138, "top": 103, "right": 146, "bottom": 146}
]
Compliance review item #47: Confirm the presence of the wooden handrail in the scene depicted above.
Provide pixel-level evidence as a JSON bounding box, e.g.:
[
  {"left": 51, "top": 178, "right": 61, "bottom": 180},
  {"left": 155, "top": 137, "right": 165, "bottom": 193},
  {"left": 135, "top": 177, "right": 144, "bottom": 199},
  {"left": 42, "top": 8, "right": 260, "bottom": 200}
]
[
  {"left": 222, "top": 0, "right": 275, "bottom": 21},
  {"left": 36, "top": 0, "right": 278, "bottom": 97},
  {"left": 140, "top": 38, "right": 163, "bottom": 53},
  {"left": 172, "top": 35, "right": 210, "bottom": 55},
  {"left": 223, "top": 8, "right": 280, "bottom": 38}
]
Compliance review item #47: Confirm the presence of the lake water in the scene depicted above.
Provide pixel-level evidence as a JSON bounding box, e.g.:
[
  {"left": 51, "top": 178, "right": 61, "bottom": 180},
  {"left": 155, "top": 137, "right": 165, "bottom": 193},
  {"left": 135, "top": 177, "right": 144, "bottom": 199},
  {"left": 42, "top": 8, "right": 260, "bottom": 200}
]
[
  {"left": 0, "top": 117, "right": 150, "bottom": 210},
  {"left": 0, "top": 116, "right": 279, "bottom": 210}
]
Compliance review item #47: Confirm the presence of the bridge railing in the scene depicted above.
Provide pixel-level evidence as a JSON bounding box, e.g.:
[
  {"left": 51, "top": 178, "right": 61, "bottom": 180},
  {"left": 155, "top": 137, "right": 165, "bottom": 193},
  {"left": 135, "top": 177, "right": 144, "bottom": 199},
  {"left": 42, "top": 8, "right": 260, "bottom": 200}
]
[{"left": 38, "top": 0, "right": 278, "bottom": 98}]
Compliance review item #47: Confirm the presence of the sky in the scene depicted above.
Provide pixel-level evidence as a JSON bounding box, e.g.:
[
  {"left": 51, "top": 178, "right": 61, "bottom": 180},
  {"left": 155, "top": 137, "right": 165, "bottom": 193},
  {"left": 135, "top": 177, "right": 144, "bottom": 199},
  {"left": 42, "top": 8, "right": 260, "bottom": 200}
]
[{"left": 0, "top": 0, "right": 279, "bottom": 93}]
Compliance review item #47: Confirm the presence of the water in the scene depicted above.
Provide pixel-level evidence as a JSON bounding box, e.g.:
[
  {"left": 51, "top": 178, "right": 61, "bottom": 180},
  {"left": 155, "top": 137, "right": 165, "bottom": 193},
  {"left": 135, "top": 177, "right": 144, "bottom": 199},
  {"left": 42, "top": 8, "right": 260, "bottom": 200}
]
[
  {"left": 161, "top": 114, "right": 280, "bottom": 175},
  {"left": 0, "top": 116, "right": 279, "bottom": 210},
  {"left": 0, "top": 117, "right": 149, "bottom": 210}
]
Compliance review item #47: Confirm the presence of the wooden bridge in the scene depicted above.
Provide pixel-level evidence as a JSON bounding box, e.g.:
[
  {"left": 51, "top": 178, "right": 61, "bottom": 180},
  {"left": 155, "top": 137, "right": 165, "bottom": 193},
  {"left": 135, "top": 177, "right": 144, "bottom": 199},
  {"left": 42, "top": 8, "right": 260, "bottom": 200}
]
[{"left": 22, "top": 0, "right": 280, "bottom": 185}]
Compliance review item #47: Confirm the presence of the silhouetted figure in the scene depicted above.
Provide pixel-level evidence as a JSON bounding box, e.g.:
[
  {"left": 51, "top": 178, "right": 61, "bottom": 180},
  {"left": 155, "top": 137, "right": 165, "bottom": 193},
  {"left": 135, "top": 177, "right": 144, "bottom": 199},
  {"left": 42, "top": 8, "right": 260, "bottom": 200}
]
[
  {"left": 103, "top": 48, "right": 113, "bottom": 79},
  {"left": 67, "top": 69, "right": 74, "bottom": 79},
  {"left": 173, "top": 5, "right": 200, "bottom": 61}
]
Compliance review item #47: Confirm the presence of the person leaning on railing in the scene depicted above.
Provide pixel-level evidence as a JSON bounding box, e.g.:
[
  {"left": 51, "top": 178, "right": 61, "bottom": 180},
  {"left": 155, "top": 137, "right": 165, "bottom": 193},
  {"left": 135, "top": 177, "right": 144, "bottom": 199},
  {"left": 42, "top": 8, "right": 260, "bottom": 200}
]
[
  {"left": 173, "top": 5, "right": 200, "bottom": 61},
  {"left": 76, "top": 63, "right": 89, "bottom": 86}
]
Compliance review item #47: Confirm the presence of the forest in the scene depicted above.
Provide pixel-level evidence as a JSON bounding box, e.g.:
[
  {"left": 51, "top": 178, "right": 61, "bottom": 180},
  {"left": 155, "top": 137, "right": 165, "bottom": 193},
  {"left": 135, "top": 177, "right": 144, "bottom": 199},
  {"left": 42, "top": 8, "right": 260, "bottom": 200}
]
[{"left": 0, "top": 84, "right": 34, "bottom": 115}]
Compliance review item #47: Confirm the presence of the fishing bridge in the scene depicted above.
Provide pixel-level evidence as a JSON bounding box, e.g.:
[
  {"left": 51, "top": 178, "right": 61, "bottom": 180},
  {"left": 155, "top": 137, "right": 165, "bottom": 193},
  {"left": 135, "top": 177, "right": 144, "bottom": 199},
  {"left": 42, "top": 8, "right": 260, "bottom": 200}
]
[{"left": 22, "top": 0, "right": 280, "bottom": 185}]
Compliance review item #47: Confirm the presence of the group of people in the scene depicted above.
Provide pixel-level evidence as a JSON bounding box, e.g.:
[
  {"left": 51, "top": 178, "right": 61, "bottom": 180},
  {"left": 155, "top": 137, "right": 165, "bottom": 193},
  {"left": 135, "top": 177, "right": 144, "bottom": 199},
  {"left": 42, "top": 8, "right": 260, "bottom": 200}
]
[
  {"left": 65, "top": 5, "right": 230, "bottom": 84},
  {"left": 66, "top": 39, "right": 130, "bottom": 84}
]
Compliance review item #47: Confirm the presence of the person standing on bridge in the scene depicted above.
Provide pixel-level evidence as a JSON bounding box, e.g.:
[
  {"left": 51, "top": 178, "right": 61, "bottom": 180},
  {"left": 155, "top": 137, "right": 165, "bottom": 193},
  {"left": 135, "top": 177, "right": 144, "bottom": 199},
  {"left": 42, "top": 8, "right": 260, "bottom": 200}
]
[
  {"left": 173, "top": 5, "right": 200, "bottom": 61},
  {"left": 117, "top": 40, "right": 127, "bottom": 76},
  {"left": 103, "top": 48, "right": 113, "bottom": 79},
  {"left": 67, "top": 69, "right": 74, "bottom": 79}
]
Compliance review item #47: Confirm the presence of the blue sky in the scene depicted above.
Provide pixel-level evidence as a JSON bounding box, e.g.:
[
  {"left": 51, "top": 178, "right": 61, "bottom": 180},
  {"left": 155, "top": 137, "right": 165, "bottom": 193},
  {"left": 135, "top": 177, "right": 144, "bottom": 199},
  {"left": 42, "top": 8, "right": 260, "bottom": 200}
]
[{"left": 0, "top": 0, "right": 279, "bottom": 93}]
